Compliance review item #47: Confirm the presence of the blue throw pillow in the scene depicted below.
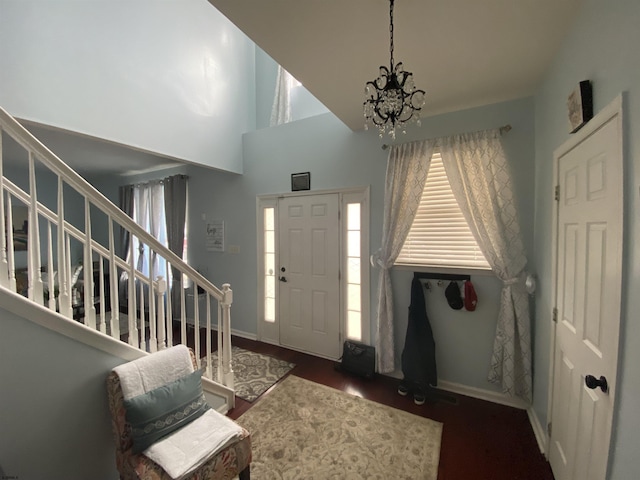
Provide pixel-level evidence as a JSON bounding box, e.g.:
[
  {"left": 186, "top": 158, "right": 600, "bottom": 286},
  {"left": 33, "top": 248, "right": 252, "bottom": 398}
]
[{"left": 124, "top": 369, "right": 210, "bottom": 454}]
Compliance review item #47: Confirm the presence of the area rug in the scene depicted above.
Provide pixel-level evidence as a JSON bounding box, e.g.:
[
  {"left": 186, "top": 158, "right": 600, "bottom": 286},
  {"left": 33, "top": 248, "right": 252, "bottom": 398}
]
[
  {"left": 237, "top": 375, "right": 443, "bottom": 480},
  {"left": 201, "top": 346, "right": 295, "bottom": 402}
]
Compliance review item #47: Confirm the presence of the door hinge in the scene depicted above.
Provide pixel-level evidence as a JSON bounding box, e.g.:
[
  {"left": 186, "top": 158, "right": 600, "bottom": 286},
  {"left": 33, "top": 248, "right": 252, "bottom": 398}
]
[
  {"left": 552, "top": 307, "right": 558, "bottom": 323},
  {"left": 338, "top": 269, "right": 342, "bottom": 281},
  {"left": 554, "top": 185, "right": 560, "bottom": 201},
  {"left": 547, "top": 422, "right": 552, "bottom": 437}
]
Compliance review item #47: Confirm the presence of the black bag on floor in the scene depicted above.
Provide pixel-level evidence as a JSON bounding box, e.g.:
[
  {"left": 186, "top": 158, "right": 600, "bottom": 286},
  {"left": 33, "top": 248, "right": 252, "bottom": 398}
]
[{"left": 339, "top": 340, "right": 375, "bottom": 379}]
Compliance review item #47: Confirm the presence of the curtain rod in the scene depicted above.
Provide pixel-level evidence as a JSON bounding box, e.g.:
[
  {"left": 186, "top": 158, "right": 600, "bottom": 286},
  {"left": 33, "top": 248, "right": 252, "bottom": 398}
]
[{"left": 381, "top": 124, "right": 512, "bottom": 150}]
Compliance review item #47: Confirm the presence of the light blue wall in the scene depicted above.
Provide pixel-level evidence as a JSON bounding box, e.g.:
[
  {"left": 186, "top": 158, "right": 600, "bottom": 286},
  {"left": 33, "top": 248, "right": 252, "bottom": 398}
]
[
  {"left": 0, "top": 308, "right": 124, "bottom": 479},
  {"left": 0, "top": 0, "right": 255, "bottom": 173},
  {"left": 532, "top": 1, "right": 640, "bottom": 477},
  {"left": 183, "top": 96, "right": 535, "bottom": 393}
]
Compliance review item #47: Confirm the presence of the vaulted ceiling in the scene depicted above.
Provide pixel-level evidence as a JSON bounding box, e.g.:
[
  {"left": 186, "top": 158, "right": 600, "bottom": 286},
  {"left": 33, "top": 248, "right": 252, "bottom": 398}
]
[{"left": 208, "top": 0, "right": 583, "bottom": 130}]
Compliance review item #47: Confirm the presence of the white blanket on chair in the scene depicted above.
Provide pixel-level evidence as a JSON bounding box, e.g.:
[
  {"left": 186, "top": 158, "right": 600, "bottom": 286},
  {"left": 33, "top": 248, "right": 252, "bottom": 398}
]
[
  {"left": 113, "top": 345, "right": 244, "bottom": 478},
  {"left": 114, "top": 345, "right": 193, "bottom": 399},
  {"left": 144, "top": 409, "right": 244, "bottom": 479}
]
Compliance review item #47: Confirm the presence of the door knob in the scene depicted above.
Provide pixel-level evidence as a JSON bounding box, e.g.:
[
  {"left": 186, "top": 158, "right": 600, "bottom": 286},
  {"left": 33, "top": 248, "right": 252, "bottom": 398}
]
[
  {"left": 279, "top": 276, "right": 287, "bottom": 282},
  {"left": 585, "top": 375, "right": 608, "bottom": 393}
]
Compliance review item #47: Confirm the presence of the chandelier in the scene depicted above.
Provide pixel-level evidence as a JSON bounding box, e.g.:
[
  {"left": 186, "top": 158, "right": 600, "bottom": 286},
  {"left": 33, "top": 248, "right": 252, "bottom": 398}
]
[{"left": 364, "top": 0, "right": 426, "bottom": 139}]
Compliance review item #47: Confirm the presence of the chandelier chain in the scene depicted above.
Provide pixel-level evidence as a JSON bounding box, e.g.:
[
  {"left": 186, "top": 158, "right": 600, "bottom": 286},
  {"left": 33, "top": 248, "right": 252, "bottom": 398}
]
[{"left": 389, "top": 0, "right": 395, "bottom": 68}]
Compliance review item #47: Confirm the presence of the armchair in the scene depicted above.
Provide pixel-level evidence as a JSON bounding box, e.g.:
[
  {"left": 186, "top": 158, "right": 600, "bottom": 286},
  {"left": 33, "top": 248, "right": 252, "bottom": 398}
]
[{"left": 106, "top": 345, "right": 251, "bottom": 479}]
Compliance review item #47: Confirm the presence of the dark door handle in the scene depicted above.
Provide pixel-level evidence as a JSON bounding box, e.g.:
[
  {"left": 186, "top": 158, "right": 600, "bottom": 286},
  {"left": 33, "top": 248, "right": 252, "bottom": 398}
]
[
  {"left": 585, "top": 375, "right": 608, "bottom": 393},
  {"left": 279, "top": 276, "right": 287, "bottom": 282}
]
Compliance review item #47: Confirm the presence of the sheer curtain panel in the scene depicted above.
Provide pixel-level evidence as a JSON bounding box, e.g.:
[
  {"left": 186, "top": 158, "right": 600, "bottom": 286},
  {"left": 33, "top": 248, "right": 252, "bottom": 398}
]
[
  {"left": 270, "top": 66, "right": 292, "bottom": 127},
  {"left": 440, "top": 129, "right": 532, "bottom": 402},
  {"left": 373, "top": 140, "right": 435, "bottom": 373}
]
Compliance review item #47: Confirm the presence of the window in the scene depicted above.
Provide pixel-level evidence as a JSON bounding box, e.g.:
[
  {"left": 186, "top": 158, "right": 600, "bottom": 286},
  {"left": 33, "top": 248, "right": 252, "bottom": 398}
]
[
  {"left": 263, "top": 207, "right": 276, "bottom": 323},
  {"left": 346, "top": 202, "right": 362, "bottom": 340},
  {"left": 396, "top": 152, "right": 490, "bottom": 270}
]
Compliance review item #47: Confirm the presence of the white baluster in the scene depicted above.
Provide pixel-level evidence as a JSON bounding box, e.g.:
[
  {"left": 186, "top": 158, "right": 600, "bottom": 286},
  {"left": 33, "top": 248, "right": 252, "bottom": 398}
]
[
  {"left": 46, "top": 223, "right": 55, "bottom": 310},
  {"left": 180, "top": 271, "right": 186, "bottom": 345},
  {"left": 128, "top": 239, "right": 137, "bottom": 347},
  {"left": 205, "top": 293, "right": 212, "bottom": 379},
  {"left": 0, "top": 130, "right": 8, "bottom": 288},
  {"left": 139, "top": 278, "right": 146, "bottom": 352},
  {"left": 98, "top": 257, "right": 106, "bottom": 334},
  {"left": 165, "top": 261, "right": 173, "bottom": 348},
  {"left": 65, "top": 234, "right": 73, "bottom": 319},
  {"left": 6, "top": 194, "right": 16, "bottom": 292},
  {"left": 82, "top": 197, "right": 96, "bottom": 328},
  {"left": 217, "top": 302, "right": 223, "bottom": 384},
  {"left": 108, "top": 217, "right": 119, "bottom": 339},
  {"left": 57, "top": 177, "right": 71, "bottom": 317},
  {"left": 148, "top": 269, "right": 157, "bottom": 353},
  {"left": 28, "top": 152, "right": 43, "bottom": 304},
  {"left": 194, "top": 283, "right": 200, "bottom": 366},
  {"left": 221, "top": 283, "right": 234, "bottom": 390},
  {"left": 156, "top": 276, "right": 167, "bottom": 350}
]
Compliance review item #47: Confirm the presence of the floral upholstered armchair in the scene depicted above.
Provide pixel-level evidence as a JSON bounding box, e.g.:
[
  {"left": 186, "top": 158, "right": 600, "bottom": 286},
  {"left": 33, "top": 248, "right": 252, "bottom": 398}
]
[{"left": 106, "top": 346, "right": 251, "bottom": 480}]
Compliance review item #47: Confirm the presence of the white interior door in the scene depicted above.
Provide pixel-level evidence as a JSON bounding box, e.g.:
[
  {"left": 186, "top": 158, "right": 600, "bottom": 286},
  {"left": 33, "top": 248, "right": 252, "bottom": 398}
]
[
  {"left": 549, "top": 99, "right": 623, "bottom": 480},
  {"left": 278, "top": 194, "right": 341, "bottom": 359}
]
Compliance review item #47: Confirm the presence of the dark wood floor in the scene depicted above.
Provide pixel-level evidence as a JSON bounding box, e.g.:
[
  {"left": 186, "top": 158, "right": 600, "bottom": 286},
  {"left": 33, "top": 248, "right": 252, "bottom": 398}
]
[{"left": 221, "top": 336, "right": 554, "bottom": 480}]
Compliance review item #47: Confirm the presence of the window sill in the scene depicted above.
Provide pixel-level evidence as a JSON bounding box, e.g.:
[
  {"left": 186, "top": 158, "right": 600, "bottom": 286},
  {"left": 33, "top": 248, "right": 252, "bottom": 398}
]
[{"left": 393, "top": 263, "right": 494, "bottom": 277}]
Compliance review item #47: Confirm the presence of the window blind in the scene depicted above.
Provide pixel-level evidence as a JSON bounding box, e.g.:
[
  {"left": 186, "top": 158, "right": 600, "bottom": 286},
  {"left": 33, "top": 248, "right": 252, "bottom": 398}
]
[{"left": 396, "top": 153, "right": 490, "bottom": 269}]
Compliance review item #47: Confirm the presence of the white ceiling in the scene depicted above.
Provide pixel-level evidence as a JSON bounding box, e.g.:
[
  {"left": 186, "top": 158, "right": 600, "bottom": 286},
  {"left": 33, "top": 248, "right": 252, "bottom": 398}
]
[{"left": 208, "top": 0, "right": 583, "bottom": 130}]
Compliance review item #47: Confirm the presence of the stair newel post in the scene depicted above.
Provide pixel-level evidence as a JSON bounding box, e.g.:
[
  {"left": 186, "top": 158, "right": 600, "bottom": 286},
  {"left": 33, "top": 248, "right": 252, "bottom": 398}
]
[
  {"left": 156, "top": 275, "right": 167, "bottom": 350},
  {"left": 27, "top": 152, "right": 44, "bottom": 304},
  {"left": 6, "top": 194, "right": 16, "bottom": 292},
  {"left": 205, "top": 292, "right": 212, "bottom": 379},
  {"left": 165, "top": 261, "right": 173, "bottom": 348},
  {"left": 128, "top": 236, "right": 137, "bottom": 348},
  {"left": 82, "top": 197, "right": 96, "bottom": 328},
  {"left": 56, "top": 177, "right": 71, "bottom": 318},
  {"left": 108, "top": 216, "right": 120, "bottom": 339},
  {"left": 217, "top": 301, "right": 223, "bottom": 384},
  {"left": 0, "top": 129, "right": 8, "bottom": 289},
  {"left": 221, "top": 283, "right": 234, "bottom": 390},
  {"left": 46, "top": 222, "right": 55, "bottom": 310}
]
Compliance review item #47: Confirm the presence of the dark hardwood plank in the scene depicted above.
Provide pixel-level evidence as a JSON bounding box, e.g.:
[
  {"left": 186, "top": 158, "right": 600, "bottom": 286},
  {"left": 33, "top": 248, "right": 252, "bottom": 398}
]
[{"left": 175, "top": 329, "right": 554, "bottom": 480}]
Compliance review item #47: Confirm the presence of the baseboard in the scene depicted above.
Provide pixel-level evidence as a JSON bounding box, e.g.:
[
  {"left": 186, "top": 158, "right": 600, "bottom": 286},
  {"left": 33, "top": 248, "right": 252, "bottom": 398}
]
[
  {"left": 183, "top": 319, "right": 257, "bottom": 341},
  {"left": 230, "top": 328, "right": 257, "bottom": 341},
  {"left": 527, "top": 407, "right": 548, "bottom": 455},
  {"left": 437, "top": 380, "right": 529, "bottom": 410}
]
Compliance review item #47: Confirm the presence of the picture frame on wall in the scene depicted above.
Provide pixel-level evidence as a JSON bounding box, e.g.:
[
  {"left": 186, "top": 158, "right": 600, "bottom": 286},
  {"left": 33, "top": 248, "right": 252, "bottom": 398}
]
[
  {"left": 567, "top": 80, "right": 593, "bottom": 133},
  {"left": 291, "top": 172, "right": 311, "bottom": 191}
]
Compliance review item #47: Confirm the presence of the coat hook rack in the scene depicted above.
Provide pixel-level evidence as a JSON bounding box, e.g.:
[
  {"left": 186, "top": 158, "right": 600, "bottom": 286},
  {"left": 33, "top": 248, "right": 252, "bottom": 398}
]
[{"left": 413, "top": 271, "right": 471, "bottom": 282}]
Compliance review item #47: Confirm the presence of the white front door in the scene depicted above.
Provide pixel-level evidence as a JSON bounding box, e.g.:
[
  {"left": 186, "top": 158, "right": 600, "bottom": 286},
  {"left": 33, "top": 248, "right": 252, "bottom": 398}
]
[
  {"left": 278, "top": 194, "right": 341, "bottom": 359},
  {"left": 549, "top": 98, "right": 623, "bottom": 480}
]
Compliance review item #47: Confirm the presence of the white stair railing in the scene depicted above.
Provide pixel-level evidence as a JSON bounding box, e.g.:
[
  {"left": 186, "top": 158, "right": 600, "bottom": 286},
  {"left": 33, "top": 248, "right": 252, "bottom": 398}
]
[{"left": 0, "top": 107, "right": 234, "bottom": 396}]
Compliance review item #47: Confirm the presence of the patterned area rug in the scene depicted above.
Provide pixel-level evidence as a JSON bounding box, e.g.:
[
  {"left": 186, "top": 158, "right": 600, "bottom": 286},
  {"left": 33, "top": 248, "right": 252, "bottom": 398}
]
[
  {"left": 202, "top": 346, "right": 295, "bottom": 402},
  {"left": 237, "top": 375, "right": 443, "bottom": 480}
]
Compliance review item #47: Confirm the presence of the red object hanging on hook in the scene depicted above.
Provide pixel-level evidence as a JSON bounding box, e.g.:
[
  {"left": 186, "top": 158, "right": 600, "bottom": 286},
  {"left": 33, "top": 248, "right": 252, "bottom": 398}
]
[{"left": 464, "top": 280, "right": 478, "bottom": 311}]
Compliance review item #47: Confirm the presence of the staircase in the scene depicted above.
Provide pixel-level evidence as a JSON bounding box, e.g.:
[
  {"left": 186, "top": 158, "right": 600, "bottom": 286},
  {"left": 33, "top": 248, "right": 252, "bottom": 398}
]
[{"left": 0, "top": 106, "right": 236, "bottom": 412}]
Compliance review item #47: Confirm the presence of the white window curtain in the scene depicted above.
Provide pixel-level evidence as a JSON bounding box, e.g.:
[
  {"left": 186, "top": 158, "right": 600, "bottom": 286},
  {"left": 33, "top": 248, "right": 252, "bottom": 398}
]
[
  {"left": 372, "top": 140, "right": 436, "bottom": 373},
  {"left": 440, "top": 129, "right": 532, "bottom": 402},
  {"left": 131, "top": 180, "right": 168, "bottom": 282},
  {"left": 270, "top": 65, "right": 293, "bottom": 127}
]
